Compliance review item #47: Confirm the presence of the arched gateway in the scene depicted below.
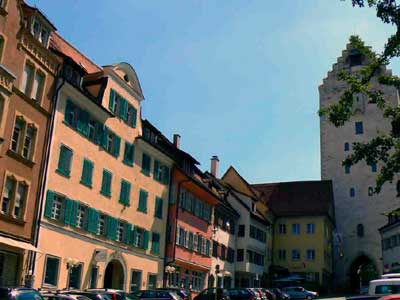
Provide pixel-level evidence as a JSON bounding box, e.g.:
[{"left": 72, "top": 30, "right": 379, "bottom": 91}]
[
  {"left": 104, "top": 259, "right": 125, "bottom": 290},
  {"left": 349, "top": 255, "right": 379, "bottom": 292}
]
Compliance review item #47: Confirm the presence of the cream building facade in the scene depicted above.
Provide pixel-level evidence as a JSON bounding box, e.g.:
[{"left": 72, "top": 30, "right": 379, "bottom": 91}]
[
  {"left": 319, "top": 40, "right": 400, "bottom": 290},
  {"left": 34, "top": 35, "right": 172, "bottom": 291}
]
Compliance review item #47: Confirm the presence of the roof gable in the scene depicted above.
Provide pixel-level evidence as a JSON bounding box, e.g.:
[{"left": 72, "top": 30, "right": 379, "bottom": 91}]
[{"left": 221, "top": 166, "right": 259, "bottom": 199}]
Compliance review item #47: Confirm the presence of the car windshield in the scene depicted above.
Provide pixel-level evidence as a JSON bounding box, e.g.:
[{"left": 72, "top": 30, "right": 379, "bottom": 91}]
[{"left": 375, "top": 285, "right": 400, "bottom": 294}]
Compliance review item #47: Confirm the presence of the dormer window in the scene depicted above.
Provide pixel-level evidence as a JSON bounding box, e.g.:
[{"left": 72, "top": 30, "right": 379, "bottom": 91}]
[
  {"left": 123, "top": 74, "right": 129, "bottom": 82},
  {"left": 31, "top": 17, "right": 50, "bottom": 47},
  {"left": 349, "top": 49, "right": 362, "bottom": 67}
]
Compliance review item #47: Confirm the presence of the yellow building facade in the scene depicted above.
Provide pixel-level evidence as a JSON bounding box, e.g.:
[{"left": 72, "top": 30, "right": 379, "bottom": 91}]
[{"left": 34, "top": 35, "right": 172, "bottom": 291}]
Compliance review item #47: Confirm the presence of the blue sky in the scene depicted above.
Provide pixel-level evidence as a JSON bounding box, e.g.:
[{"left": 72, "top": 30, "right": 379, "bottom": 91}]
[{"left": 30, "top": 0, "right": 397, "bottom": 183}]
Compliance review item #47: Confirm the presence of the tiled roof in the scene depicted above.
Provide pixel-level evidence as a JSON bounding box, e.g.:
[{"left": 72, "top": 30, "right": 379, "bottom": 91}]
[
  {"left": 252, "top": 180, "right": 334, "bottom": 217},
  {"left": 50, "top": 32, "right": 102, "bottom": 74}
]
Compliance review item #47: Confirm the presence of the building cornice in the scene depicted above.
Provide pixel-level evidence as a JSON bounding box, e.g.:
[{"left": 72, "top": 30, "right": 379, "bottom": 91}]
[{"left": 0, "top": 64, "right": 16, "bottom": 95}]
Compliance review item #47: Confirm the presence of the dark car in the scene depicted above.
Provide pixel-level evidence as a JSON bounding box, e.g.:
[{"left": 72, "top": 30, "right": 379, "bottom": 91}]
[
  {"left": 346, "top": 296, "right": 381, "bottom": 300},
  {"left": 84, "top": 289, "right": 137, "bottom": 300},
  {"left": 57, "top": 290, "right": 111, "bottom": 300},
  {"left": 194, "top": 288, "right": 230, "bottom": 300},
  {"left": 41, "top": 292, "right": 92, "bottom": 300},
  {"left": 280, "top": 288, "right": 317, "bottom": 300},
  {"left": 131, "top": 290, "right": 180, "bottom": 300},
  {"left": 157, "top": 288, "right": 191, "bottom": 300},
  {"left": 0, "top": 287, "right": 43, "bottom": 300},
  {"left": 271, "top": 289, "right": 289, "bottom": 300},
  {"left": 226, "top": 288, "right": 256, "bottom": 300}
]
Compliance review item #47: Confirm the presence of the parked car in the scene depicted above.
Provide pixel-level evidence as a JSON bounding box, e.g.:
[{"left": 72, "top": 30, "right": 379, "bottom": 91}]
[
  {"left": 346, "top": 296, "right": 381, "bottom": 300},
  {"left": 57, "top": 290, "right": 112, "bottom": 300},
  {"left": 271, "top": 289, "right": 290, "bottom": 300},
  {"left": 247, "top": 289, "right": 262, "bottom": 300},
  {"left": 84, "top": 289, "right": 137, "bottom": 300},
  {"left": 368, "top": 279, "right": 400, "bottom": 295},
  {"left": 377, "top": 295, "right": 400, "bottom": 300},
  {"left": 254, "top": 289, "right": 267, "bottom": 300},
  {"left": 0, "top": 287, "right": 43, "bottom": 300},
  {"left": 131, "top": 290, "right": 180, "bottom": 300},
  {"left": 226, "top": 289, "right": 255, "bottom": 300},
  {"left": 280, "top": 287, "right": 317, "bottom": 300},
  {"left": 194, "top": 288, "right": 230, "bottom": 300},
  {"left": 157, "top": 288, "right": 191, "bottom": 300},
  {"left": 41, "top": 292, "right": 92, "bottom": 300},
  {"left": 262, "top": 290, "right": 276, "bottom": 300}
]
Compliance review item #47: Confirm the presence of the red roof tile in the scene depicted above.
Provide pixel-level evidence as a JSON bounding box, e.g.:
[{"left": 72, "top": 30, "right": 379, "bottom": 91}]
[{"left": 50, "top": 32, "right": 102, "bottom": 74}]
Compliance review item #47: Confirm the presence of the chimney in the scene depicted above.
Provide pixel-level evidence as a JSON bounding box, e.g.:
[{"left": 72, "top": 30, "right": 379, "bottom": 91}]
[
  {"left": 173, "top": 134, "right": 181, "bottom": 149},
  {"left": 210, "top": 155, "right": 220, "bottom": 178}
]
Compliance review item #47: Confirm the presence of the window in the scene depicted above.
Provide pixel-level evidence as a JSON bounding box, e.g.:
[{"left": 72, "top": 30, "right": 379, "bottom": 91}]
[
  {"left": 51, "top": 194, "right": 64, "bottom": 221},
  {"left": 349, "top": 49, "right": 362, "bottom": 67},
  {"left": 31, "top": 18, "right": 50, "bottom": 47},
  {"left": 355, "top": 121, "right": 364, "bottom": 134},
  {"left": 94, "top": 214, "right": 105, "bottom": 237},
  {"left": 1, "top": 177, "right": 15, "bottom": 215},
  {"left": 350, "top": 187, "right": 355, "bottom": 197},
  {"left": 101, "top": 169, "right": 112, "bottom": 197},
  {"left": 154, "top": 160, "right": 170, "bottom": 184},
  {"left": 10, "top": 118, "right": 24, "bottom": 153},
  {"left": 148, "top": 274, "right": 157, "bottom": 289},
  {"left": 68, "top": 263, "right": 83, "bottom": 289},
  {"left": 123, "top": 142, "right": 135, "bottom": 166},
  {"left": 133, "top": 226, "right": 149, "bottom": 249},
  {"left": 307, "top": 249, "right": 316, "bottom": 260},
  {"left": 238, "top": 225, "right": 245, "bottom": 237},
  {"left": 80, "top": 158, "right": 94, "bottom": 187},
  {"left": 151, "top": 232, "right": 160, "bottom": 254},
  {"left": 344, "top": 142, "right": 350, "bottom": 151},
  {"left": 13, "top": 183, "right": 27, "bottom": 219},
  {"left": 192, "top": 271, "right": 204, "bottom": 292},
  {"left": 57, "top": 145, "right": 73, "bottom": 177},
  {"left": 292, "top": 249, "right": 300, "bottom": 261},
  {"left": 127, "top": 104, "right": 137, "bottom": 128},
  {"left": 250, "top": 225, "right": 256, "bottom": 239},
  {"left": 237, "top": 249, "right": 244, "bottom": 262},
  {"left": 306, "top": 223, "right": 315, "bottom": 234},
  {"left": 130, "top": 270, "right": 142, "bottom": 292},
  {"left": 22, "top": 125, "right": 36, "bottom": 160},
  {"left": 246, "top": 250, "right": 264, "bottom": 266},
  {"left": 138, "top": 189, "right": 148, "bottom": 213},
  {"left": 278, "top": 224, "right": 286, "bottom": 234},
  {"left": 292, "top": 224, "right": 300, "bottom": 235},
  {"left": 397, "top": 180, "right": 400, "bottom": 197},
  {"left": 368, "top": 187, "right": 374, "bottom": 196},
  {"left": 278, "top": 249, "right": 286, "bottom": 261},
  {"left": 89, "top": 266, "right": 98, "bottom": 289},
  {"left": 21, "top": 63, "right": 34, "bottom": 96},
  {"left": 0, "top": 36, "right": 4, "bottom": 62},
  {"left": 155, "top": 197, "right": 163, "bottom": 219},
  {"left": 345, "top": 165, "right": 351, "bottom": 174},
  {"left": 371, "top": 163, "right": 377, "bottom": 172},
  {"left": 142, "top": 153, "right": 151, "bottom": 176},
  {"left": 1, "top": 176, "right": 28, "bottom": 219},
  {"left": 76, "top": 204, "right": 87, "bottom": 229},
  {"left": 116, "top": 221, "right": 125, "bottom": 243},
  {"left": 43, "top": 256, "right": 60, "bottom": 286},
  {"left": 357, "top": 224, "right": 364, "bottom": 237},
  {"left": 119, "top": 180, "right": 131, "bottom": 206},
  {"left": 31, "top": 71, "right": 45, "bottom": 101}
]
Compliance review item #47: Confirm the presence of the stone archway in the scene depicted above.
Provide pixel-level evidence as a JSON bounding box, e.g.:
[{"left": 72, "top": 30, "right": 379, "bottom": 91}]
[
  {"left": 349, "top": 255, "right": 379, "bottom": 292},
  {"left": 104, "top": 259, "right": 125, "bottom": 290}
]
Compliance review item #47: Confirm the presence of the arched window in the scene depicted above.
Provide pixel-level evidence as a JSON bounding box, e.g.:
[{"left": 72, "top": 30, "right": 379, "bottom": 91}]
[
  {"left": 357, "top": 224, "right": 364, "bottom": 237},
  {"left": 344, "top": 142, "right": 350, "bottom": 151}
]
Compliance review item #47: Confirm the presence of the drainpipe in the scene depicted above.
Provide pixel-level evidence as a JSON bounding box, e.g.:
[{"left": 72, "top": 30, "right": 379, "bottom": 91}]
[{"left": 29, "top": 76, "right": 65, "bottom": 283}]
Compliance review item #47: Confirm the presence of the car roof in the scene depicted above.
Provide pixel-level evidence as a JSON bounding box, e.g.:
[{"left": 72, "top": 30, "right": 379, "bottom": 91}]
[
  {"left": 370, "top": 279, "right": 400, "bottom": 283},
  {"left": 378, "top": 295, "right": 400, "bottom": 300}
]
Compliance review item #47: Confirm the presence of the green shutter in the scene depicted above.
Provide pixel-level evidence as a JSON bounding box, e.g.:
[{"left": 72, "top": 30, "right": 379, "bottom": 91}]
[
  {"left": 133, "top": 225, "right": 138, "bottom": 246},
  {"left": 142, "top": 153, "right": 151, "bottom": 176},
  {"left": 101, "top": 169, "right": 112, "bottom": 197},
  {"left": 109, "top": 89, "right": 116, "bottom": 112},
  {"left": 114, "top": 135, "right": 121, "bottom": 158},
  {"left": 153, "top": 160, "right": 160, "bottom": 181},
  {"left": 64, "top": 198, "right": 74, "bottom": 225},
  {"left": 57, "top": 145, "right": 73, "bottom": 177},
  {"left": 143, "top": 230, "right": 149, "bottom": 250},
  {"left": 44, "top": 190, "right": 55, "bottom": 218},
  {"left": 87, "top": 208, "right": 99, "bottom": 234},
  {"left": 130, "top": 105, "right": 137, "bottom": 128},
  {"left": 64, "top": 100, "right": 75, "bottom": 126},
  {"left": 101, "top": 126, "right": 109, "bottom": 150},
  {"left": 126, "top": 223, "right": 132, "bottom": 244},
  {"left": 138, "top": 189, "right": 148, "bottom": 213},
  {"left": 155, "top": 197, "right": 163, "bottom": 219},
  {"left": 163, "top": 166, "right": 170, "bottom": 185},
  {"left": 120, "top": 98, "right": 128, "bottom": 121},
  {"left": 81, "top": 159, "right": 94, "bottom": 187},
  {"left": 95, "top": 123, "right": 103, "bottom": 145},
  {"left": 123, "top": 142, "right": 135, "bottom": 166},
  {"left": 151, "top": 232, "right": 160, "bottom": 254},
  {"left": 106, "top": 216, "right": 117, "bottom": 241},
  {"left": 77, "top": 109, "right": 90, "bottom": 136},
  {"left": 119, "top": 180, "right": 131, "bottom": 206},
  {"left": 70, "top": 200, "right": 79, "bottom": 227}
]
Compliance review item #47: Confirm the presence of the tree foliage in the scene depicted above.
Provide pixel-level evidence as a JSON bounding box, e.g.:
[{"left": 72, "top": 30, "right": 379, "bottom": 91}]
[{"left": 319, "top": 0, "right": 400, "bottom": 193}]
